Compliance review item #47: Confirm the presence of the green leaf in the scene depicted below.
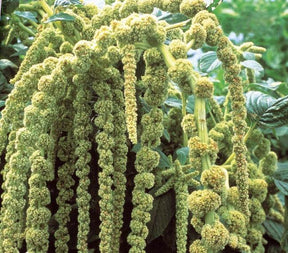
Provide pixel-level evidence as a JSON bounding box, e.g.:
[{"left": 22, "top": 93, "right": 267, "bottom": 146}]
[
  {"left": 147, "top": 190, "right": 175, "bottom": 243},
  {"left": 248, "top": 78, "right": 288, "bottom": 95},
  {"left": 163, "top": 129, "right": 170, "bottom": 142},
  {"left": 241, "top": 60, "right": 264, "bottom": 72},
  {"left": 0, "top": 101, "right": 5, "bottom": 108},
  {"left": 260, "top": 95, "right": 288, "bottom": 128},
  {"left": 164, "top": 97, "right": 182, "bottom": 109},
  {"left": 199, "top": 51, "right": 222, "bottom": 73},
  {"left": 0, "top": 59, "right": 18, "bottom": 70},
  {"left": 164, "top": 96, "right": 194, "bottom": 113},
  {"left": 159, "top": 13, "right": 187, "bottom": 25},
  {"left": 14, "top": 10, "right": 38, "bottom": 22},
  {"left": 0, "top": 72, "right": 7, "bottom": 86},
  {"left": 155, "top": 149, "right": 172, "bottom": 169},
  {"left": 207, "top": 0, "right": 223, "bottom": 11},
  {"left": 273, "top": 162, "right": 288, "bottom": 195},
  {"left": 11, "top": 43, "right": 28, "bottom": 57},
  {"left": 131, "top": 143, "right": 141, "bottom": 153},
  {"left": 44, "top": 13, "right": 75, "bottom": 23},
  {"left": 242, "top": 52, "right": 256, "bottom": 60},
  {"left": 176, "top": 147, "right": 189, "bottom": 165},
  {"left": 186, "top": 95, "right": 194, "bottom": 113},
  {"left": 54, "top": 0, "right": 82, "bottom": 8},
  {"left": 263, "top": 219, "right": 284, "bottom": 243},
  {"left": 245, "top": 91, "right": 277, "bottom": 123}
]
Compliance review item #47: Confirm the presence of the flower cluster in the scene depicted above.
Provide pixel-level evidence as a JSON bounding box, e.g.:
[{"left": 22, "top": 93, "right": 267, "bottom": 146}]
[{"left": 0, "top": 0, "right": 282, "bottom": 252}]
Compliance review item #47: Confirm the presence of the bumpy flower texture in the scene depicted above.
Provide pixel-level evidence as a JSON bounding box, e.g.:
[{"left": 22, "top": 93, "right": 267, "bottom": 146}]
[{"left": 0, "top": 0, "right": 281, "bottom": 253}]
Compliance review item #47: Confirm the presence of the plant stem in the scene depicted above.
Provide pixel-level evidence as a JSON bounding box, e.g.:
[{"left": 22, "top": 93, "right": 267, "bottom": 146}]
[
  {"left": 182, "top": 93, "right": 188, "bottom": 147},
  {"left": 186, "top": 39, "right": 195, "bottom": 50},
  {"left": 135, "top": 42, "right": 151, "bottom": 50},
  {"left": 29, "top": 20, "right": 38, "bottom": 29},
  {"left": 223, "top": 91, "right": 230, "bottom": 121},
  {"left": 4, "top": 25, "right": 15, "bottom": 46},
  {"left": 159, "top": 43, "right": 215, "bottom": 252},
  {"left": 165, "top": 19, "right": 191, "bottom": 31},
  {"left": 223, "top": 122, "right": 257, "bottom": 165},
  {"left": 39, "top": 0, "right": 53, "bottom": 16},
  {"left": 19, "top": 2, "right": 40, "bottom": 11},
  {"left": 17, "top": 22, "right": 36, "bottom": 37},
  {"left": 194, "top": 97, "right": 211, "bottom": 171},
  {"left": 157, "top": 44, "right": 175, "bottom": 68}
]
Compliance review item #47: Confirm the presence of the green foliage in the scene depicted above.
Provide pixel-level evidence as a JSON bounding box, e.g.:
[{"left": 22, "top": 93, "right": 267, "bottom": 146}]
[
  {"left": 0, "top": 0, "right": 287, "bottom": 253},
  {"left": 215, "top": 0, "right": 288, "bottom": 83}
]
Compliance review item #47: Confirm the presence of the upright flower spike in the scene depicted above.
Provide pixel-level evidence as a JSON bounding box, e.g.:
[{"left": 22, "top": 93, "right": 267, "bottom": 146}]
[
  {"left": 122, "top": 44, "right": 138, "bottom": 144},
  {"left": 155, "top": 160, "right": 199, "bottom": 253}
]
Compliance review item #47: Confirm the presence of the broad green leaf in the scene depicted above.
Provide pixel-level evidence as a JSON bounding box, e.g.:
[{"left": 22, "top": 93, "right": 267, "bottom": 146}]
[
  {"left": 164, "top": 96, "right": 194, "bottom": 113},
  {"left": 274, "top": 162, "right": 288, "bottom": 195},
  {"left": 199, "top": 51, "right": 222, "bottom": 73},
  {"left": 44, "top": 13, "right": 75, "bottom": 23},
  {"left": 248, "top": 78, "right": 288, "bottom": 95},
  {"left": 14, "top": 10, "right": 38, "bottom": 22},
  {"left": 260, "top": 96, "right": 288, "bottom": 128},
  {"left": 155, "top": 149, "right": 172, "bottom": 169},
  {"left": 147, "top": 189, "right": 175, "bottom": 242},
  {"left": 176, "top": 147, "right": 189, "bottom": 165},
  {"left": 164, "top": 97, "right": 182, "bottom": 109},
  {"left": 0, "top": 101, "right": 5, "bottom": 108},
  {"left": 186, "top": 95, "right": 194, "bottom": 113},
  {"left": 0, "top": 59, "right": 18, "bottom": 70},
  {"left": 159, "top": 13, "right": 187, "bottom": 25},
  {"left": 241, "top": 60, "right": 264, "bottom": 72},
  {"left": 11, "top": 43, "right": 28, "bottom": 57},
  {"left": 131, "top": 143, "right": 141, "bottom": 153},
  {"left": 54, "top": 0, "right": 82, "bottom": 8},
  {"left": 263, "top": 219, "right": 284, "bottom": 243},
  {"left": 0, "top": 72, "right": 7, "bottom": 86},
  {"left": 207, "top": 0, "right": 223, "bottom": 11},
  {"left": 245, "top": 91, "right": 277, "bottom": 123},
  {"left": 242, "top": 52, "right": 255, "bottom": 60},
  {"left": 163, "top": 129, "right": 170, "bottom": 142},
  {"left": 214, "top": 95, "right": 225, "bottom": 105}
]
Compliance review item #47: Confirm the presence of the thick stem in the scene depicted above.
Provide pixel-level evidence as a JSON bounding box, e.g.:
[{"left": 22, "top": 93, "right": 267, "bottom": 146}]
[
  {"left": 17, "top": 22, "right": 36, "bottom": 37},
  {"left": 223, "top": 91, "right": 230, "bottom": 121},
  {"left": 182, "top": 93, "right": 188, "bottom": 147},
  {"left": 39, "top": 0, "right": 53, "bottom": 16},
  {"left": 157, "top": 44, "right": 175, "bottom": 68},
  {"left": 165, "top": 19, "right": 191, "bottom": 31}
]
